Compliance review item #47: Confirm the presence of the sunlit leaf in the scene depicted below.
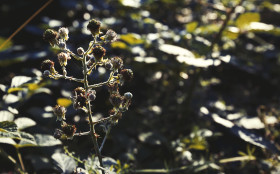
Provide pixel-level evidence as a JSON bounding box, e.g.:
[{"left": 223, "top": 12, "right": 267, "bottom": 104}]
[
  {"left": 3, "top": 94, "right": 19, "bottom": 104},
  {"left": 159, "top": 44, "right": 195, "bottom": 57},
  {"left": 186, "top": 21, "right": 198, "bottom": 33},
  {"left": 7, "top": 87, "right": 25, "bottom": 93},
  {"left": 10, "top": 76, "right": 32, "bottom": 88},
  {"left": 120, "top": 33, "right": 144, "bottom": 45},
  {"left": 138, "top": 132, "right": 166, "bottom": 145},
  {"left": 57, "top": 98, "right": 72, "bottom": 107},
  {"left": 236, "top": 12, "right": 260, "bottom": 30},
  {"left": 14, "top": 117, "right": 36, "bottom": 130},
  {"left": 0, "top": 111, "right": 14, "bottom": 122},
  {"left": 52, "top": 153, "right": 76, "bottom": 173},
  {"left": 27, "top": 83, "right": 40, "bottom": 91},
  {"left": 35, "top": 134, "right": 61, "bottom": 146},
  {"left": 0, "top": 121, "right": 20, "bottom": 139},
  {"left": 223, "top": 26, "right": 240, "bottom": 39},
  {"left": 16, "top": 132, "right": 37, "bottom": 148},
  {"left": 111, "top": 41, "right": 128, "bottom": 49}
]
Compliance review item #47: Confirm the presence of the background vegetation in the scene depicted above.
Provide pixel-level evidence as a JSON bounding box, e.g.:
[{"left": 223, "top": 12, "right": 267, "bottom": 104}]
[{"left": 1, "top": 0, "right": 280, "bottom": 173}]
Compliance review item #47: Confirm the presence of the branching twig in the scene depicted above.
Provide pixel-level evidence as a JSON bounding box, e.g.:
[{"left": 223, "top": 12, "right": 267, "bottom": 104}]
[{"left": 99, "top": 125, "right": 111, "bottom": 153}]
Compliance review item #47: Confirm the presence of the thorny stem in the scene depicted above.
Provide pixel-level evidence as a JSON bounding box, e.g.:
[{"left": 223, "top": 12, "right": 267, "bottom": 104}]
[
  {"left": 51, "top": 74, "right": 84, "bottom": 83},
  {"left": 89, "top": 71, "right": 115, "bottom": 89},
  {"left": 82, "top": 37, "right": 105, "bottom": 173},
  {"left": 16, "top": 147, "right": 26, "bottom": 173},
  {"left": 64, "top": 48, "right": 83, "bottom": 61}
]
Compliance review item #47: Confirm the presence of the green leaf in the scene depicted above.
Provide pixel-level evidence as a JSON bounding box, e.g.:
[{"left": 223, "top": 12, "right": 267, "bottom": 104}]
[
  {"left": 16, "top": 132, "right": 37, "bottom": 148},
  {"left": 236, "top": 12, "right": 260, "bottom": 30},
  {"left": 52, "top": 153, "right": 76, "bottom": 173},
  {"left": 34, "top": 134, "right": 62, "bottom": 147},
  {"left": 14, "top": 117, "right": 36, "bottom": 130},
  {"left": 10, "top": 76, "right": 32, "bottom": 88},
  {"left": 0, "top": 121, "right": 20, "bottom": 140},
  {"left": 57, "top": 98, "right": 72, "bottom": 107},
  {"left": 0, "top": 37, "right": 12, "bottom": 52},
  {"left": 186, "top": 21, "right": 198, "bottom": 33}
]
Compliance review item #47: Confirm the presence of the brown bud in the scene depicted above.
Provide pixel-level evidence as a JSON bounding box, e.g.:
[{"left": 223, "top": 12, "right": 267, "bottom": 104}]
[
  {"left": 43, "top": 29, "right": 59, "bottom": 47},
  {"left": 61, "top": 123, "right": 76, "bottom": 139},
  {"left": 109, "top": 93, "right": 123, "bottom": 107},
  {"left": 120, "top": 69, "right": 133, "bottom": 81},
  {"left": 57, "top": 52, "right": 71, "bottom": 66},
  {"left": 53, "top": 105, "right": 66, "bottom": 121},
  {"left": 110, "top": 57, "right": 123, "bottom": 70},
  {"left": 91, "top": 45, "right": 106, "bottom": 62},
  {"left": 41, "top": 59, "right": 57, "bottom": 75},
  {"left": 87, "top": 19, "right": 101, "bottom": 36}
]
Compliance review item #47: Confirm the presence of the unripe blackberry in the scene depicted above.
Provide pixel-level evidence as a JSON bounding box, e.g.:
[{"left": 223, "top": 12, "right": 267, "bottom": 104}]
[
  {"left": 57, "top": 52, "right": 71, "bottom": 66},
  {"left": 53, "top": 105, "right": 66, "bottom": 121},
  {"left": 54, "top": 129, "right": 63, "bottom": 139},
  {"left": 110, "top": 57, "right": 123, "bottom": 70},
  {"left": 87, "top": 90, "right": 96, "bottom": 101},
  {"left": 120, "top": 69, "right": 133, "bottom": 81},
  {"left": 43, "top": 29, "right": 58, "bottom": 47},
  {"left": 43, "top": 70, "right": 51, "bottom": 77},
  {"left": 61, "top": 123, "right": 76, "bottom": 139},
  {"left": 124, "top": 92, "right": 133, "bottom": 100},
  {"left": 105, "top": 61, "right": 113, "bottom": 70},
  {"left": 77, "top": 47, "right": 84, "bottom": 55},
  {"left": 87, "top": 19, "right": 101, "bottom": 36},
  {"left": 58, "top": 40, "right": 66, "bottom": 49},
  {"left": 58, "top": 27, "right": 69, "bottom": 41},
  {"left": 91, "top": 45, "right": 106, "bottom": 62}
]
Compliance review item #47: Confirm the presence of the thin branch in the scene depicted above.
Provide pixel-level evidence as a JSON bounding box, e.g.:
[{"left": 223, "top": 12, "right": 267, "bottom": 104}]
[
  {"left": 0, "top": 0, "right": 54, "bottom": 50},
  {"left": 99, "top": 125, "right": 111, "bottom": 153},
  {"left": 74, "top": 131, "right": 90, "bottom": 136},
  {"left": 64, "top": 49, "right": 83, "bottom": 61},
  {"left": 51, "top": 74, "right": 84, "bottom": 83},
  {"left": 16, "top": 148, "right": 26, "bottom": 173},
  {"left": 88, "top": 71, "right": 115, "bottom": 89}
]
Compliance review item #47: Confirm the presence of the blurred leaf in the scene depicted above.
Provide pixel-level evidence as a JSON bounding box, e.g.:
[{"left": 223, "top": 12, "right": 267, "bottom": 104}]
[
  {"left": 138, "top": 132, "right": 166, "bottom": 145},
  {"left": 0, "top": 84, "right": 8, "bottom": 92},
  {"left": 120, "top": 33, "right": 144, "bottom": 45},
  {"left": 219, "top": 156, "right": 256, "bottom": 163},
  {"left": 14, "top": 117, "right": 36, "bottom": 130},
  {"left": 111, "top": 41, "right": 128, "bottom": 49},
  {"left": 52, "top": 153, "right": 76, "bottom": 174},
  {"left": 27, "top": 83, "right": 40, "bottom": 91},
  {"left": 7, "top": 87, "right": 25, "bottom": 93},
  {"left": 16, "top": 132, "right": 37, "bottom": 148},
  {"left": 3, "top": 94, "right": 19, "bottom": 104},
  {"left": 34, "top": 134, "right": 61, "bottom": 147},
  {"left": 0, "top": 138, "right": 16, "bottom": 145},
  {"left": 236, "top": 12, "right": 260, "bottom": 30},
  {"left": 0, "top": 110, "right": 14, "bottom": 121},
  {"left": 0, "top": 37, "right": 12, "bottom": 52},
  {"left": 223, "top": 26, "right": 240, "bottom": 39},
  {"left": 186, "top": 21, "right": 198, "bottom": 33},
  {"left": 10, "top": 76, "right": 32, "bottom": 88},
  {"left": 0, "top": 121, "right": 18, "bottom": 134},
  {"left": 57, "top": 98, "right": 72, "bottom": 107},
  {"left": 159, "top": 44, "right": 195, "bottom": 57}
]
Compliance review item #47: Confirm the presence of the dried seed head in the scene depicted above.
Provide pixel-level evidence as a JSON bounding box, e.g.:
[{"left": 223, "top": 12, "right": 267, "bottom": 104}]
[
  {"left": 87, "top": 19, "right": 101, "bottom": 36},
  {"left": 43, "top": 29, "right": 59, "bottom": 47},
  {"left": 74, "top": 87, "right": 85, "bottom": 96},
  {"left": 92, "top": 45, "right": 106, "bottom": 62},
  {"left": 109, "top": 93, "right": 123, "bottom": 107},
  {"left": 61, "top": 123, "right": 76, "bottom": 139},
  {"left": 41, "top": 59, "right": 57, "bottom": 74},
  {"left": 73, "top": 87, "right": 87, "bottom": 110},
  {"left": 57, "top": 52, "right": 71, "bottom": 66},
  {"left": 120, "top": 69, "right": 133, "bottom": 81},
  {"left": 77, "top": 47, "right": 84, "bottom": 55},
  {"left": 104, "top": 29, "right": 118, "bottom": 43},
  {"left": 124, "top": 92, "right": 133, "bottom": 100},
  {"left": 110, "top": 57, "right": 123, "bottom": 70},
  {"left": 53, "top": 105, "right": 67, "bottom": 121},
  {"left": 58, "top": 27, "right": 69, "bottom": 41},
  {"left": 108, "top": 82, "right": 119, "bottom": 94}
]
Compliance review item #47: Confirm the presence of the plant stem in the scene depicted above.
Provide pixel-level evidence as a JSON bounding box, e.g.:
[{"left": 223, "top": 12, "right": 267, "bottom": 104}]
[
  {"left": 99, "top": 125, "right": 111, "bottom": 153},
  {"left": 16, "top": 147, "right": 26, "bottom": 173},
  {"left": 82, "top": 43, "right": 104, "bottom": 173}
]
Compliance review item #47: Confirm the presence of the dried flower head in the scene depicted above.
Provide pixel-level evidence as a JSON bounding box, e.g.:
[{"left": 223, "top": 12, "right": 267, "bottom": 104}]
[
  {"left": 54, "top": 129, "right": 63, "bottom": 139},
  {"left": 103, "top": 29, "right": 118, "bottom": 43},
  {"left": 110, "top": 57, "right": 123, "bottom": 70},
  {"left": 41, "top": 59, "right": 57, "bottom": 75},
  {"left": 91, "top": 45, "right": 106, "bottom": 62},
  {"left": 73, "top": 87, "right": 87, "bottom": 109},
  {"left": 120, "top": 69, "right": 133, "bottom": 82},
  {"left": 109, "top": 93, "right": 123, "bottom": 107},
  {"left": 58, "top": 27, "right": 69, "bottom": 41},
  {"left": 61, "top": 123, "right": 76, "bottom": 139},
  {"left": 108, "top": 82, "right": 119, "bottom": 94},
  {"left": 53, "top": 105, "right": 67, "bottom": 121},
  {"left": 87, "top": 19, "right": 101, "bottom": 36},
  {"left": 43, "top": 29, "right": 59, "bottom": 47},
  {"left": 57, "top": 52, "right": 71, "bottom": 66}
]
